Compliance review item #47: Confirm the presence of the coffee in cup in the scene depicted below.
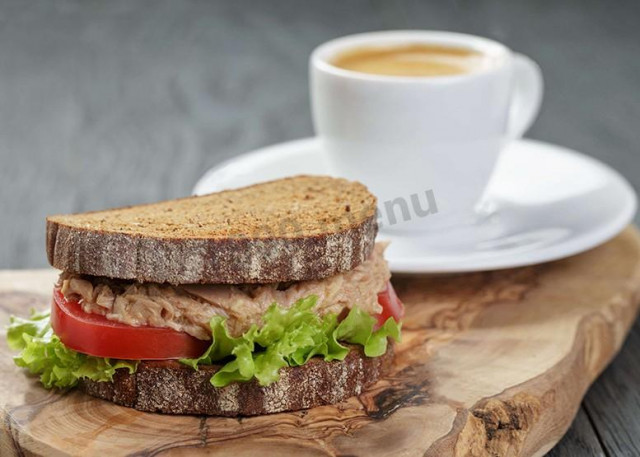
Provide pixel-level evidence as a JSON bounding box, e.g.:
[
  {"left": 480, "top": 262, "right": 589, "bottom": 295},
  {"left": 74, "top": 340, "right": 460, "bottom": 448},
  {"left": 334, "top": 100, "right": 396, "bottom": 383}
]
[
  {"left": 331, "top": 43, "right": 495, "bottom": 77},
  {"left": 311, "top": 31, "right": 543, "bottom": 234}
]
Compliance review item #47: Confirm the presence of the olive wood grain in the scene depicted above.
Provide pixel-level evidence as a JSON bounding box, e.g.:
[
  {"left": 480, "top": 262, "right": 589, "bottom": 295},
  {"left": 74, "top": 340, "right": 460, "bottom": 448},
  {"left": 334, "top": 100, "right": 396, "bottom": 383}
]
[{"left": 2, "top": 227, "right": 640, "bottom": 457}]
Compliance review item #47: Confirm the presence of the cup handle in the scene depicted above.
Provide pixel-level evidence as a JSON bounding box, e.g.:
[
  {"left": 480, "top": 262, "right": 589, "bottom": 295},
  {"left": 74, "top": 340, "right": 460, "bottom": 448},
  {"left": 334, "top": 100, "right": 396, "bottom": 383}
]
[{"left": 507, "top": 53, "right": 544, "bottom": 139}]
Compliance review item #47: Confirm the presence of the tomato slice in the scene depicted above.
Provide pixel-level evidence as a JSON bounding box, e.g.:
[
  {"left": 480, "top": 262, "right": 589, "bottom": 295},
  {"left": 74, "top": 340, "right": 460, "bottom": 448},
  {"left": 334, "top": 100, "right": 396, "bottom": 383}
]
[
  {"left": 50, "top": 289, "right": 209, "bottom": 360},
  {"left": 376, "top": 282, "right": 405, "bottom": 328}
]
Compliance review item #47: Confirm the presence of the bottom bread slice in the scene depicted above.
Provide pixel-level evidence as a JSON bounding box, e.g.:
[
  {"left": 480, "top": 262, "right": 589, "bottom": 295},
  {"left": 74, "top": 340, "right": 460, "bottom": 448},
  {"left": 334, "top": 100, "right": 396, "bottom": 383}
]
[{"left": 78, "top": 345, "right": 393, "bottom": 416}]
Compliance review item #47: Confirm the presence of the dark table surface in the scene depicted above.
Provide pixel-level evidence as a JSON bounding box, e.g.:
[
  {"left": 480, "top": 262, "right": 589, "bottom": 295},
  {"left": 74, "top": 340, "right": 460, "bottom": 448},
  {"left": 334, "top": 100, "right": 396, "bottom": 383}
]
[{"left": 1, "top": 1, "right": 639, "bottom": 455}]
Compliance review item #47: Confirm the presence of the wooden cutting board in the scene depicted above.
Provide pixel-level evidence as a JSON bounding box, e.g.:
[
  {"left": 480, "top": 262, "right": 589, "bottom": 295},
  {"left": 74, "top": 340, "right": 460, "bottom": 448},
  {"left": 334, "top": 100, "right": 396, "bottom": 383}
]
[{"left": 2, "top": 227, "right": 640, "bottom": 457}]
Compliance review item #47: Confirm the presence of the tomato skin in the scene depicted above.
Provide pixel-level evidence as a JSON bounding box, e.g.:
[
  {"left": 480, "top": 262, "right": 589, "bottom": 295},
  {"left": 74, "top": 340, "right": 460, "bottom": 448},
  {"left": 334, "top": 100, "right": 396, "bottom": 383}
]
[
  {"left": 376, "top": 282, "right": 405, "bottom": 328},
  {"left": 50, "top": 289, "right": 209, "bottom": 360}
]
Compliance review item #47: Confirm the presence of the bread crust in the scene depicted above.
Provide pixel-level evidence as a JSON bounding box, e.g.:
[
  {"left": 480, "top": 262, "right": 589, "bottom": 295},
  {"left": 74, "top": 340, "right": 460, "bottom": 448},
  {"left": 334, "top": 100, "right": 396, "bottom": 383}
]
[
  {"left": 46, "top": 214, "right": 377, "bottom": 284},
  {"left": 78, "top": 345, "right": 393, "bottom": 416}
]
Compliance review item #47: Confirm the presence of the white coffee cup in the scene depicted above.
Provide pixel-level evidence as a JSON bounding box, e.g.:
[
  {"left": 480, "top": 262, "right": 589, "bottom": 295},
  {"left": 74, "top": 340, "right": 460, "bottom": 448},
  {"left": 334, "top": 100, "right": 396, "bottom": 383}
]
[{"left": 310, "top": 31, "right": 543, "bottom": 234}]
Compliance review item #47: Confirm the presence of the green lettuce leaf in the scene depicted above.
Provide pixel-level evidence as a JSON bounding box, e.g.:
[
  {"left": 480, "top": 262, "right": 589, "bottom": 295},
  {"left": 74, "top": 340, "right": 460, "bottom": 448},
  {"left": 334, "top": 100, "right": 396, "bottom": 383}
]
[
  {"left": 7, "top": 296, "right": 401, "bottom": 390},
  {"left": 180, "top": 295, "right": 401, "bottom": 387},
  {"left": 6, "top": 310, "right": 137, "bottom": 389}
]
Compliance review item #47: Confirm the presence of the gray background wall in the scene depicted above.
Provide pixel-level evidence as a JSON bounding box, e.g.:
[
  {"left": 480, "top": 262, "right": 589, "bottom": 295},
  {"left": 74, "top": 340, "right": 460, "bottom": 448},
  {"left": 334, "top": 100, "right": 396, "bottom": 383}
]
[{"left": 1, "top": 0, "right": 639, "bottom": 268}]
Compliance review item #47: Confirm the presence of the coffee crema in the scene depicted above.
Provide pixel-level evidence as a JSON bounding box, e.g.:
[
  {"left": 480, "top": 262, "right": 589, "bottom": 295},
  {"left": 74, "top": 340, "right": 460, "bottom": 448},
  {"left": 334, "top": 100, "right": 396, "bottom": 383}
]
[{"left": 331, "top": 43, "right": 490, "bottom": 77}]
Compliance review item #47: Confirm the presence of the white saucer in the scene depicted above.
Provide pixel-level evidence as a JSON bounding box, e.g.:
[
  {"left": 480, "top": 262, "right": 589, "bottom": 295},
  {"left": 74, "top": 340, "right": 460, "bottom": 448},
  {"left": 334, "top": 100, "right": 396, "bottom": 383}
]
[{"left": 193, "top": 138, "right": 637, "bottom": 273}]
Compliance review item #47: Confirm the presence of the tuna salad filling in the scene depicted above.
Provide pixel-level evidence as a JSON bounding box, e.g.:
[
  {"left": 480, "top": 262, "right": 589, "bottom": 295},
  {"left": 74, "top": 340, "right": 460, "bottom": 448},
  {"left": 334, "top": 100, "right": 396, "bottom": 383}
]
[{"left": 57, "top": 243, "right": 391, "bottom": 340}]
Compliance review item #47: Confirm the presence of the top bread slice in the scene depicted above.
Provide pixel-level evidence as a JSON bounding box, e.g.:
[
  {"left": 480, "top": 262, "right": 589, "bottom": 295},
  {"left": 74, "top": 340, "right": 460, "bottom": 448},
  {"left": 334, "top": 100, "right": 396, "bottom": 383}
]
[{"left": 46, "top": 175, "right": 378, "bottom": 284}]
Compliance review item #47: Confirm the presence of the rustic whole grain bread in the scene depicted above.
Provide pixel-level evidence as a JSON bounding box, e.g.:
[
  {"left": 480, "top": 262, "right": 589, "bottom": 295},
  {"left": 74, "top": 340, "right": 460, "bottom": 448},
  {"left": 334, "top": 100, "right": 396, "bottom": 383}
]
[
  {"left": 78, "top": 345, "right": 393, "bottom": 416},
  {"left": 47, "top": 176, "right": 378, "bottom": 284}
]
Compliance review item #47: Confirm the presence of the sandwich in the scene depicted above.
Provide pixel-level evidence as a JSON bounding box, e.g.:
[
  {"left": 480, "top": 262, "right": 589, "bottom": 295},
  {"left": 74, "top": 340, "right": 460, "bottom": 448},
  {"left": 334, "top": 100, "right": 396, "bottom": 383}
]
[{"left": 7, "top": 175, "right": 403, "bottom": 416}]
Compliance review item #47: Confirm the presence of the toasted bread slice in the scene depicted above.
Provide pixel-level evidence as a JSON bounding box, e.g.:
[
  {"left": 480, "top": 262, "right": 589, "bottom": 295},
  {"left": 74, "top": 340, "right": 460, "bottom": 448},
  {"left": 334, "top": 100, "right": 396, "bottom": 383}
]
[
  {"left": 78, "top": 345, "right": 393, "bottom": 416},
  {"left": 47, "top": 176, "right": 377, "bottom": 284}
]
